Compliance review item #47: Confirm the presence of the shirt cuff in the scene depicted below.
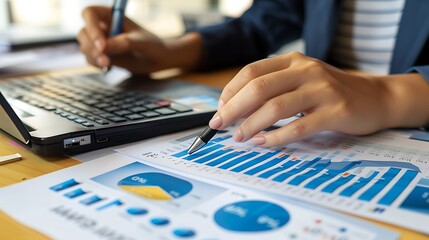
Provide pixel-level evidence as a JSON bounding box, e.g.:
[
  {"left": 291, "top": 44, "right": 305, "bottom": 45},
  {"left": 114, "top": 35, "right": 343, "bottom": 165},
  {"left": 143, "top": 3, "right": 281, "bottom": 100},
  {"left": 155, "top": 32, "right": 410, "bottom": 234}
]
[{"left": 408, "top": 65, "right": 429, "bottom": 83}]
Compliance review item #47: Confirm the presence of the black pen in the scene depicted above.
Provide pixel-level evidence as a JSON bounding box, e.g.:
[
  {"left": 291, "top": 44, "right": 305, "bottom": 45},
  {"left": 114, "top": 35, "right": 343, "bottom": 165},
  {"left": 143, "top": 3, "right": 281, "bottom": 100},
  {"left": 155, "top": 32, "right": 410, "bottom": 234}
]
[{"left": 187, "top": 126, "right": 219, "bottom": 154}]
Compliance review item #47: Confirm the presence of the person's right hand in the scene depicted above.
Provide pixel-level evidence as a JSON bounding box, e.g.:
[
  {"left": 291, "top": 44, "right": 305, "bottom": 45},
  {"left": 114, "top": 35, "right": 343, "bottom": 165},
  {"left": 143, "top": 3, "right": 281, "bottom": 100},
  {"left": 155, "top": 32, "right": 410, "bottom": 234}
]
[{"left": 77, "top": 6, "right": 189, "bottom": 74}]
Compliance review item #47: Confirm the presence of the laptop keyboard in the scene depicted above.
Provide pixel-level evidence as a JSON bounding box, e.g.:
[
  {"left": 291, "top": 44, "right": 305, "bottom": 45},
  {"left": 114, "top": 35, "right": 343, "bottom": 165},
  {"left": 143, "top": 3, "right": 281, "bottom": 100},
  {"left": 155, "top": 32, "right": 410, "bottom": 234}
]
[{"left": 0, "top": 74, "right": 193, "bottom": 128}]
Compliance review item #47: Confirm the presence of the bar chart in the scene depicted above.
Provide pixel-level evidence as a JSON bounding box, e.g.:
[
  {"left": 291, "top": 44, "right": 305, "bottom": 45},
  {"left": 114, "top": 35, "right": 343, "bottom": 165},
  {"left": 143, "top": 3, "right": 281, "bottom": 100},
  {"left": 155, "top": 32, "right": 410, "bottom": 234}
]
[{"left": 170, "top": 134, "right": 422, "bottom": 207}]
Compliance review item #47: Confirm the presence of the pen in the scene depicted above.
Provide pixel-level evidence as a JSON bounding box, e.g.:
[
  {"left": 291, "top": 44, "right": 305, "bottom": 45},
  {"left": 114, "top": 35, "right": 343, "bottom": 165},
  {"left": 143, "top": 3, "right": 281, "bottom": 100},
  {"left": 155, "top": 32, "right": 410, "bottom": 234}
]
[
  {"left": 187, "top": 126, "right": 219, "bottom": 154},
  {"left": 103, "top": 0, "right": 128, "bottom": 73}
]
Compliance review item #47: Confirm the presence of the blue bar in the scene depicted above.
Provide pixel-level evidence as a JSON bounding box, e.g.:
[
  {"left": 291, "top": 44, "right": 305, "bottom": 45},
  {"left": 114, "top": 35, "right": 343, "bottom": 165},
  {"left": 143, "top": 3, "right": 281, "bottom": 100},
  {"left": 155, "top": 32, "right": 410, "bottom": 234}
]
[
  {"left": 418, "top": 178, "right": 429, "bottom": 187},
  {"left": 80, "top": 195, "right": 104, "bottom": 206},
  {"left": 258, "top": 160, "right": 300, "bottom": 179},
  {"left": 182, "top": 144, "right": 224, "bottom": 161},
  {"left": 273, "top": 157, "right": 322, "bottom": 182},
  {"left": 399, "top": 185, "right": 429, "bottom": 214},
  {"left": 288, "top": 161, "right": 331, "bottom": 186},
  {"left": 212, "top": 135, "right": 232, "bottom": 142},
  {"left": 172, "top": 150, "right": 190, "bottom": 158},
  {"left": 172, "top": 142, "right": 215, "bottom": 158},
  {"left": 358, "top": 168, "right": 401, "bottom": 202},
  {"left": 378, "top": 170, "right": 418, "bottom": 206},
  {"left": 305, "top": 162, "right": 360, "bottom": 189},
  {"left": 244, "top": 154, "right": 289, "bottom": 176},
  {"left": 194, "top": 148, "right": 234, "bottom": 164},
  {"left": 206, "top": 151, "right": 246, "bottom": 167},
  {"left": 96, "top": 199, "right": 124, "bottom": 211},
  {"left": 231, "top": 150, "right": 281, "bottom": 173},
  {"left": 289, "top": 161, "right": 331, "bottom": 186},
  {"left": 64, "top": 188, "right": 87, "bottom": 198},
  {"left": 321, "top": 174, "right": 355, "bottom": 193},
  {"left": 50, "top": 179, "right": 80, "bottom": 192},
  {"left": 340, "top": 171, "right": 379, "bottom": 197},
  {"left": 218, "top": 152, "right": 259, "bottom": 170}
]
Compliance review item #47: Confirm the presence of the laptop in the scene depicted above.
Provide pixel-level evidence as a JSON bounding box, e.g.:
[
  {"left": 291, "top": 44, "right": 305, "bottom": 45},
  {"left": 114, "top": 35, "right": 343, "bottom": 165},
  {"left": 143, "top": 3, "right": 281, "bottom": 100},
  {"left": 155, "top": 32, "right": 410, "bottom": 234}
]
[{"left": 0, "top": 72, "right": 220, "bottom": 156}]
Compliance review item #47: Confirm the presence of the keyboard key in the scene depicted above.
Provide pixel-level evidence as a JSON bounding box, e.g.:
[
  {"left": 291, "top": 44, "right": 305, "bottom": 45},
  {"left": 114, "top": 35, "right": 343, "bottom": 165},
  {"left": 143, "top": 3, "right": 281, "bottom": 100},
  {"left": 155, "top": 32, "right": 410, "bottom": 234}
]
[
  {"left": 112, "top": 100, "right": 125, "bottom": 106},
  {"left": 134, "top": 100, "right": 147, "bottom": 106},
  {"left": 95, "top": 103, "right": 110, "bottom": 109},
  {"left": 169, "top": 104, "right": 193, "bottom": 113},
  {"left": 71, "top": 102, "right": 97, "bottom": 112},
  {"left": 144, "top": 103, "right": 161, "bottom": 110},
  {"left": 74, "top": 118, "right": 87, "bottom": 124},
  {"left": 43, "top": 105, "right": 57, "bottom": 111},
  {"left": 67, "top": 115, "right": 78, "bottom": 120},
  {"left": 69, "top": 109, "right": 79, "bottom": 114},
  {"left": 155, "top": 108, "right": 176, "bottom": 115},
  {"left": 95, "top": 119, "right": 110, "bottom": 125},
  {"left": 104, "top": 106, "right": 121, "bottom": 112},
  {"left": 125, "top": 114, "right": 144, "bottom": 120},
  {"left": 120, "top": 103, "right": 134, "bottom": 109},
  {"left": 142, "top": 111, "right": 161, "bottom": 118},
  {"left": 99, "top": 113, "right": 116, "bottom": 119},
  {"left": 155, "top": 100, "right": 170, "bottom": 107},
  {"left": 60, "top": 112, "right": 70, "bottom": 117},
  {"left": 114, "top": 110, "right": 132, "bottom": 116},
  {"left": 82, "top": 122, "right": 95, "bottom": 127},
  {"left": 130, "top": 106, "right": 147, "bottom": 113},
  {"left": 108, "top": 116, "right": 127, "bottom": 123}
]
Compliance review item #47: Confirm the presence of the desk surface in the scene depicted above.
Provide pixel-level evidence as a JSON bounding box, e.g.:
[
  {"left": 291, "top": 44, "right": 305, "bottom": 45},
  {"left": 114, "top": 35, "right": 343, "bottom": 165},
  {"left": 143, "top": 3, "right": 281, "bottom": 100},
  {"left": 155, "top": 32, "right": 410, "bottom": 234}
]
[{"left": 0, "top": 66, "right": 428, "bottom": 240}]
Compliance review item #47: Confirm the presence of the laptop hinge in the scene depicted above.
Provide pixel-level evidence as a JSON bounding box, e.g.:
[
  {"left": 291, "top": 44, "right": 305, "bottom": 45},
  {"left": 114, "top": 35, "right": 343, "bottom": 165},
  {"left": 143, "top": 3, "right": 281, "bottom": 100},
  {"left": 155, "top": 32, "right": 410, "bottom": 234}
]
[{"left": 0, "top": 91, "right": 31, "bottom": 145}]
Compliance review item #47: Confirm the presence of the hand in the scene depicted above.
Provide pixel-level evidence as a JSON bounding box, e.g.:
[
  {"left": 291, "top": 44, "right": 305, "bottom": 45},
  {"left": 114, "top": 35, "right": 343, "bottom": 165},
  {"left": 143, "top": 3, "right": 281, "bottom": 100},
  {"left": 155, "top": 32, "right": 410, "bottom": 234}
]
[
  {"left": 209, "top": 52, "right": 429, "bottom": 147},
  {"left": 77, "top": 6, "right": 202, "bottom": 74}
]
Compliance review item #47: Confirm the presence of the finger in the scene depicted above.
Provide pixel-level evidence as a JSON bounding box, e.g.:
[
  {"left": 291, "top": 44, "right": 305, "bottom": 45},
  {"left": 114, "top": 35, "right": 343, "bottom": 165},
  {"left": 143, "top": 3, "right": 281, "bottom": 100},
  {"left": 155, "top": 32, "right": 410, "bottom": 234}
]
[
  {"left": 210, "top": 67, "right": 303, "bottom": 130},
  {"left": 78, "top": 29, "right": 102, "bottom": 67},
  {"left": 82, "top": 6, "right": 110, "bottom": 49},
  {"left": 234, "top": 88, "right": 319, "bottom": 142},
  {"left": 252, "top": 111, "right": 330, "bottom": 147},
  {"left": 219, "top": 52, "right": 303, "bottom": 106}
]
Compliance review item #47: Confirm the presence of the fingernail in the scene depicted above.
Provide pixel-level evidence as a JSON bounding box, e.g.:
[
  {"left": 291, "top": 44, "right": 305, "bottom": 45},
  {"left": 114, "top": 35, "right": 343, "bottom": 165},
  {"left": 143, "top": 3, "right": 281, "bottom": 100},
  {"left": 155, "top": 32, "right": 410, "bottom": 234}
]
[
  {"left": 97, "top": 57, "right": 106, "bottom": 68},
  {"left": 233, "top": 129, "right": 244, "bottom": 142},
  {"left": 218, "top": 99, "right": 224, "bottom": 109},
  {"left": 95, "top": 39, "right": 104, "bottom": 51},
  {"left": 252, "top": 135, "right": 266, "bottom": 145},
  {"left": 209, "top": 113, "right": 222, "bottom": 129}
]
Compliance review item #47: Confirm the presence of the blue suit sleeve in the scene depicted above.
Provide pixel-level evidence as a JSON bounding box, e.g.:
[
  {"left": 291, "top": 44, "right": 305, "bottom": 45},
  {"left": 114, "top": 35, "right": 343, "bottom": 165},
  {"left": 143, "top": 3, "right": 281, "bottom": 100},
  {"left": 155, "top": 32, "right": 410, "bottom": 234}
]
[
  {"left": 195, "top": 0, "right": 304, "bottom": 71},
  {"left": 409, "top": 65, "right": 429, "bottom": 83}
]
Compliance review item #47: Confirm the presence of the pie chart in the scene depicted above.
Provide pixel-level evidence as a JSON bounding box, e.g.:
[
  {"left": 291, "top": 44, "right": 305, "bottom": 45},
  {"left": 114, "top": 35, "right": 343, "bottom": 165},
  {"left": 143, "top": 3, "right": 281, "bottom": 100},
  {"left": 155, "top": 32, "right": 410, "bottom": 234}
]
[
  {"left": 118, "top": 172, "right": 193, "bottom": 200},
  {"left": 214, "top": 200, "right": 290, "bottom": 232}
]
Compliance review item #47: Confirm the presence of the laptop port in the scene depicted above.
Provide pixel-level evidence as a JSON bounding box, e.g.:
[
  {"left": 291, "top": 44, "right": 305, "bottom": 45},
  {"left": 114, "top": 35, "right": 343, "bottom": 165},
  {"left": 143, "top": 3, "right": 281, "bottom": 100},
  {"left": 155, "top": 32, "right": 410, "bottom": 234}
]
[
  {"left": 64, "top": 135, "right": 91, "bottom": 148},
  {"left": 96, "top": 137, "right": 109, "bottom": 143}
]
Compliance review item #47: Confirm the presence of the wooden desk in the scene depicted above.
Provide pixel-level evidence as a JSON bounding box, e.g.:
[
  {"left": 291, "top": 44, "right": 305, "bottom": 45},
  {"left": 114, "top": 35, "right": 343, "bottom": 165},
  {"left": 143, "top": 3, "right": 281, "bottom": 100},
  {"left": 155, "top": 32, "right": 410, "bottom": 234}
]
[{"left": 0, "top": 67, "right": 428, "bottom": 240}]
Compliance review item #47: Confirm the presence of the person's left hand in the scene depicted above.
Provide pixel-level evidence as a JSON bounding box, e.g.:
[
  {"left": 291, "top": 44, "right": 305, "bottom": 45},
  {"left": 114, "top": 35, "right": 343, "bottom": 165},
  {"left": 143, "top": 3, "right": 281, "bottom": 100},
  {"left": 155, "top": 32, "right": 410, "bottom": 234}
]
[{"left": 208, "top": 52, "right": 399, "bottom": 147}]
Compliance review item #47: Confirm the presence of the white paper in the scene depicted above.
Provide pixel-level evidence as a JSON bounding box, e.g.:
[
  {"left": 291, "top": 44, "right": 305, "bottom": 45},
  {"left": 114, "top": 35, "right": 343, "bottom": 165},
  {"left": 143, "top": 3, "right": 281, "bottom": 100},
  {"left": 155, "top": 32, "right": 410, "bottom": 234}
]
[
  {"left": 116, "top": 119, "right": 429, "bottom": 235},
  {"left": 0, "top": 153, "right": 396, "bottom": 240}
]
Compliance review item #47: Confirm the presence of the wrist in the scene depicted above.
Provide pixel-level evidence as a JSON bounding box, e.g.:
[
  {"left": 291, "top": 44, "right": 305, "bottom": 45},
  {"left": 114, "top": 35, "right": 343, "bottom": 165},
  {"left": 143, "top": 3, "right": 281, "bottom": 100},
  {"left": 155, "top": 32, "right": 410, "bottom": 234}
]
[
  {"left": 373, "top": 74, "right": 429, "bottom": 129},
  {"left": 164, "top": 32, "right": 203, "bottom": 71}
]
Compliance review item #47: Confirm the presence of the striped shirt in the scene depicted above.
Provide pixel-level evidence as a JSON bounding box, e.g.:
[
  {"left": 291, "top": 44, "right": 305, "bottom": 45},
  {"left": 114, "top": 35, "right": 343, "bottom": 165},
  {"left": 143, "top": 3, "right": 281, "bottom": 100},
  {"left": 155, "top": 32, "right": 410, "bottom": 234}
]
[{"left": 330, "top": 0, "right": 406, "bottom": 74}]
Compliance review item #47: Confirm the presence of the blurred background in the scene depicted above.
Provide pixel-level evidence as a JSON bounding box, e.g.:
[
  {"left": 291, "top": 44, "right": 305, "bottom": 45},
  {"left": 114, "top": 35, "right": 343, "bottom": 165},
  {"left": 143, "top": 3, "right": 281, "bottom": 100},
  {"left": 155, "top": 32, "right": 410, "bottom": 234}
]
[
  {"left": 0, "top": 0, "right": 302, "bottom": 76},
  {"left": 0, "top": 0, "right": 252, "bottom": 46}
]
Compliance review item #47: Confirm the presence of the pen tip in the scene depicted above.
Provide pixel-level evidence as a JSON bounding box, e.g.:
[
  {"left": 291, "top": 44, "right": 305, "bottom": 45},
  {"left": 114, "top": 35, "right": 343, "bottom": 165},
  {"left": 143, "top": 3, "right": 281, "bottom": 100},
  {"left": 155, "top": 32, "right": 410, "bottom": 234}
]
[
  {"left": 102, "top": 66, "right": 109, "bottom": 73},
  {"left": 187, "top": 137, "right": 205, "bottom": 155}
]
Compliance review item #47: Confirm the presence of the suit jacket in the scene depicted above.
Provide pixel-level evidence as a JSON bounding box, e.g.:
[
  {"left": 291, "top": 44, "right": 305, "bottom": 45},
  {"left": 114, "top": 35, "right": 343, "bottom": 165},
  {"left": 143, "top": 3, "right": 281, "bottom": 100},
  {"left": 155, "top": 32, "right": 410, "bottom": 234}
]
[{"left": 197, "top": 0, "right": 429, "bottom": 81}]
